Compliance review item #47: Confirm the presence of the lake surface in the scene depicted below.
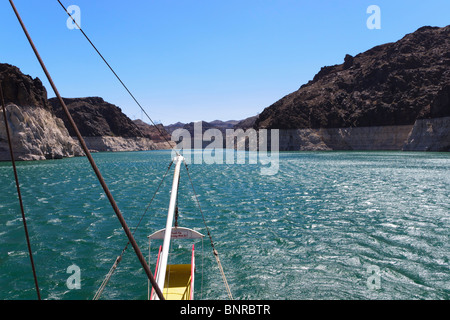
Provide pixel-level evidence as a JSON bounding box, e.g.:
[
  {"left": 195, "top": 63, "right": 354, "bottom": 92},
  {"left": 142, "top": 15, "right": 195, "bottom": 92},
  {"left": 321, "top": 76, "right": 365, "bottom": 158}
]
[{"left": 0, "top": 151, "right": 449, "bottom": 300}]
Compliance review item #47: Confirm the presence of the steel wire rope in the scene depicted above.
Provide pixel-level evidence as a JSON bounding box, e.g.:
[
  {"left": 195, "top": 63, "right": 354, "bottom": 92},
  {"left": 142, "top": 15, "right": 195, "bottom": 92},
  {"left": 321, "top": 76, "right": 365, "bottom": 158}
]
[
  {"left": 93, "top": 160, "right": 174, "bottom": 300},
  {"left": 1, "top": 83, "right": 41, "bottom": 300},
  {"left": 182, "top": 160, "right": 234, "bottom": 300},
  {"left": 9, "top": 0, "right": 165, "bottom": 299},
  {"left": 57, "top": 0, "right": 177, "bottom": 154},
  {"left": 57, "top": 0, "right": 233, "bottom": 300}
]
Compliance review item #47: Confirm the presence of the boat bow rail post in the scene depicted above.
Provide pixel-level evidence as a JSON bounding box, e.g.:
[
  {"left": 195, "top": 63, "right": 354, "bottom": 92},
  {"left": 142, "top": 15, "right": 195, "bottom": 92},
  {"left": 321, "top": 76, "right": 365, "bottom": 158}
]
[
  {"left": 148, "top": 227, "right": 204, "bottom": 300},
  {"left": 153, "top": 155, "right": 184, "bottom": 299}
]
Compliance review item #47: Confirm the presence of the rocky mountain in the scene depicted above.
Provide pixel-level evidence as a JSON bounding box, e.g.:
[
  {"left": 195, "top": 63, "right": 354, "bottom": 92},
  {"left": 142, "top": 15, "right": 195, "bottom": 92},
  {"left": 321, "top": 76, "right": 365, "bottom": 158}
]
[
  {"left": 234, "top": 115, "right": 258, "bottom": 129},
  {"left": 0, "top": 63, "right": 82, "bottom": 161},
  {"left": 0, "top": 62, "right": 171, "bottom": 161},
  {"left": 49, "top": 97, "right": 143, "bottom": 138},
  {"left": 164, "top": 121, "right": 185, "bottom": 134},
  {"left": 164, "top": 119, "right": 254, "bottom": 148},
  {"left": 0, "top": 63, "right": 50, "bottom": 111},
  {"left": 165, "top": 119, "right": 241, "bottom": 134},
  {"left": 49, "top": 97, "right": 169, "bottom": 153},
  {"left": 3, "top": 25, "right": 448, "bottom": 159},
  {"left": 254, "top": 25, "right": 450, "bottom": 151},
  {"left": 133, "top": 119, "right": 174, "bottom": 149}
]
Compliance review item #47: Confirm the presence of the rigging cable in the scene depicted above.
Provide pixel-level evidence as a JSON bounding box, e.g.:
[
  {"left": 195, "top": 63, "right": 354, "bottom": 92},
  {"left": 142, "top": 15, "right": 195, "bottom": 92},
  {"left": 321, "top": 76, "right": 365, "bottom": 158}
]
[
  {"left": 57, "top": 0, "right": 176, "bottom": 153},
  {"left": 58, "top": 0, "right": 233, "bottom": 299},
  {"left": 0, "top": 83, "right": 41, "bottom": 300},
  {"left": 8, "top": 0, "right": 164, "bottom": 300},
  {"left": 183, "top": 160, "right": 234, "bottom": 300},
  {"left": 93, "top": 160, "right": 174, "bottom": 300}
]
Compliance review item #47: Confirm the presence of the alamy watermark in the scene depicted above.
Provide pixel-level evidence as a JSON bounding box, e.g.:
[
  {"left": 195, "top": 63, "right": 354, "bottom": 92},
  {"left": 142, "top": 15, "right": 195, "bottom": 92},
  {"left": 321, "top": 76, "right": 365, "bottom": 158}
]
[
  {"left": 66, "top": 264, "right": 81, "bottom": 290},
  {"left": 171, "top": 122, "right": 280, "bottom": 176},
  {"left": 366, "top": 265, "right": 381, "bottom": 290},
  {"left": 367, "top": 5, "right": 381, "bottom": 30},
  {"left": 66, "top": 5, "right": 81, "bottom": 30}
]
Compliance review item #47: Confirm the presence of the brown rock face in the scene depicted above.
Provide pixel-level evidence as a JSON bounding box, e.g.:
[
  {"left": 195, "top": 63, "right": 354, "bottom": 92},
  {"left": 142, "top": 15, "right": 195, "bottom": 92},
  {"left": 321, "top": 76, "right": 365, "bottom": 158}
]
[
  {"left": 49, "top": 97, "right": 144, "bottom": 138},
  {"left": 133, "top": 119, "right": 171, "bottom": 142},
  {"left": 49, "top": 97, "right": 174, "bottom": 152},
  {"left": 0, "top": 63, "right": 50, "bottom": 110},
  {"left": 0, "top": 63, "right": 82, "bottom": 161},
  {"left": 255, "top": 25, "right": 450, "bottom": 130}
]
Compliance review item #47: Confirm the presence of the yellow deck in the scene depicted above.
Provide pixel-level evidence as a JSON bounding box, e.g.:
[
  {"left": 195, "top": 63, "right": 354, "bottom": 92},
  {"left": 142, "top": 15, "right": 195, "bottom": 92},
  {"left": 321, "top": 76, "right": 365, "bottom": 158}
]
[{"left": 163, "top": 264, "right": 192, "bottom": 300}]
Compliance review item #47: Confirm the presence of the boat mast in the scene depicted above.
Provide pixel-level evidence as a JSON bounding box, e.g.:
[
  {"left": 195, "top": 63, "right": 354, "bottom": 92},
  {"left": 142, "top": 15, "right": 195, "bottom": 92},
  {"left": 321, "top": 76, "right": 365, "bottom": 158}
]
[{"left": 153, "top": 155, "right": 184, "bottom": 299}]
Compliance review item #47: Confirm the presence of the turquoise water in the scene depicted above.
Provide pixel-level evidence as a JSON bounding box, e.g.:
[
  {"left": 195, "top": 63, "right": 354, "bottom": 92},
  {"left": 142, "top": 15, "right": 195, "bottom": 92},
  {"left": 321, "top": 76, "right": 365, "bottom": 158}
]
[{"left": 0, "top": 151, "right": 449, "bottom": 300}]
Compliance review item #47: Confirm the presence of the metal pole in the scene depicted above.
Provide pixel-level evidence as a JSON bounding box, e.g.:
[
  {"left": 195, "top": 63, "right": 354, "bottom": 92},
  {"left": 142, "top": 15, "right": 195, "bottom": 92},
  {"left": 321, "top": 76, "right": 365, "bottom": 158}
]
[
  {"left": 8, "top": 0, "right": 164, "bottom": 300},
  {"left": 153, "top": 155, "right": 184, "bottom": 299}
]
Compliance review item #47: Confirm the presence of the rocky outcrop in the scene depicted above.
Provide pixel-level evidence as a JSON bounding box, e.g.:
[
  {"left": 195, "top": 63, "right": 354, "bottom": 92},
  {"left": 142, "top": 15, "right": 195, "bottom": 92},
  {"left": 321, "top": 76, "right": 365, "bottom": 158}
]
[
  {"left": 277, "top": 129, "right": 329, "bottom": 151},
  {"left": 254, "top": 25, "right": 450, "bottom": 151},
  {"left": 322, "top": 125, "right": 414, "bottom": 151},
  {"left": 133, "top": 119, "right": 175, "bottom": 149},
  {"left": 0, "top": 105, "right": 83, "bottom": 160},
  {"left": 0, "top": 63, "right": 50, "bottom": 110},
  {"left": 49, "top": 97, "right": 145, "bottom": 138},
  {"left": 0, "top": 62, "right": 169, "bottom": 160},
  {"left": 49, "top": 97, "right": 166, "bottom": 152},
  {"left": 403, "top": 117, "right": 450, "bottom": 151},
  {"left": 0, "top": 63, "right": 82, "bottom": 161},
  {"left": 275, "top": 125, "right": 414, "bottom": 151},
  {"left": 234, "top": 115, "right": 258, "bottom": 130},
  {"left": 81, "top": 136, "right": 158, "bottom": 152}
]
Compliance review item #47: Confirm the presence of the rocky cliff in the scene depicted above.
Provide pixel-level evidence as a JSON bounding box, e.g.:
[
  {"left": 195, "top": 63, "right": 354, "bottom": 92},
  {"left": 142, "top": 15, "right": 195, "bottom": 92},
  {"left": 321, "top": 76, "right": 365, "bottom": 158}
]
[
  {"left": 49, "top": 97, "right": 166, "bottom": 152},
  {"left": 0, "top": 63, "right": 82, "bottom": 161},
  {"left": 133, "top": 119, "right": 175, "bottom": 149},
  {"left": 254, "top": 25, "right": 450, "bottom": 151},
  {"left": 0, "top": 62, "right": 170, "bottom": 161}
]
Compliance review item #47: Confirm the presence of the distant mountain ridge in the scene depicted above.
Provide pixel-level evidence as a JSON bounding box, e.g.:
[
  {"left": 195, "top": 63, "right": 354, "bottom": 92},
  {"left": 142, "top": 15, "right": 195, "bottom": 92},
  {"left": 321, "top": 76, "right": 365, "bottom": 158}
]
[
  {"left": 164, "top": 117, "right": 257, "bottom": 134},
  {"left": 165, "top": 119, "right": 239, "bottom": 134},
  {"left": 163, "top": 117, "right": 258, "bottom": 148}
]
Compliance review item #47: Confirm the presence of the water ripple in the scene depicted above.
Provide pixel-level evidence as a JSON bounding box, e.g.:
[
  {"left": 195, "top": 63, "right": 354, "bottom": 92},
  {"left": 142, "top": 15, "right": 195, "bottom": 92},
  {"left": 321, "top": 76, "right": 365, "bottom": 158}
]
[{"left": 0, "top": 151, "right": 449, "bottom": 300}]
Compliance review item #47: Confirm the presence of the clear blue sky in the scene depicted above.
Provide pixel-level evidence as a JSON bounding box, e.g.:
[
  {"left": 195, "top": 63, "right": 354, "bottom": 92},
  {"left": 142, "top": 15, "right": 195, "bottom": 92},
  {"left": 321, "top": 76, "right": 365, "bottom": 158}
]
[{"left": 1, "top": 0, "right": 449, "bottom": 125}]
